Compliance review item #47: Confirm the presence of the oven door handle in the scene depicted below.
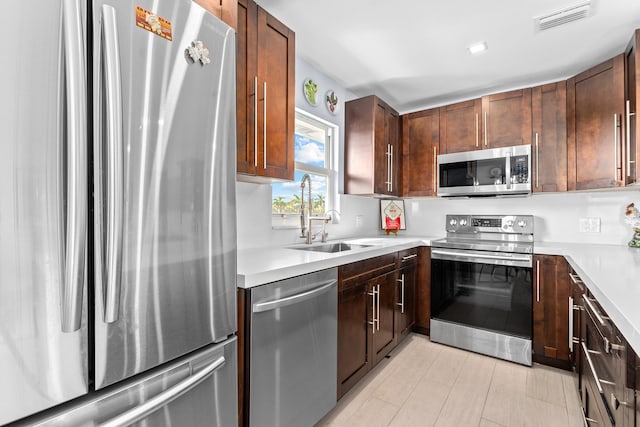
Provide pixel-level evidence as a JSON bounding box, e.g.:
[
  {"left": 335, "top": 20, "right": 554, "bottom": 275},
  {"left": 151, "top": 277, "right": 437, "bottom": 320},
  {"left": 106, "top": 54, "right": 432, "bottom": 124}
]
[{"left": 431, "top": 248, "right": 532, "bottom": 267}]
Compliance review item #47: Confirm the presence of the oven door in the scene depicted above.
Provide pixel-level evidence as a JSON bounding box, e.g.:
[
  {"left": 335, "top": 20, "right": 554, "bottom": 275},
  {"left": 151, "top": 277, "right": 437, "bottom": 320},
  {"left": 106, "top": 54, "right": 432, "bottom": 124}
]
[{"left": 430, "top": 248, "right": 533, "bottom": 340}]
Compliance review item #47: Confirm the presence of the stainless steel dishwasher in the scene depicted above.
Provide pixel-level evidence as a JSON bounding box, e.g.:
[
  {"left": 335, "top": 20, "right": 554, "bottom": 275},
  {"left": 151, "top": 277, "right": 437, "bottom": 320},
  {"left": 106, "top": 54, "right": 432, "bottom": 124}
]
[{"left": 249, "top": 268, "right": 337, "bottom": 427}]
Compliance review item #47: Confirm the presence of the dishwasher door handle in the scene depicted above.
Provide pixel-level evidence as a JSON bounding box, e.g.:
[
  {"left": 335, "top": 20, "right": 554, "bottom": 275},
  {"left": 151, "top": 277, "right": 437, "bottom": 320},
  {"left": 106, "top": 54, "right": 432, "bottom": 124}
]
[{"left": 252, "top": 279, "right": 337, "bottom": 313}]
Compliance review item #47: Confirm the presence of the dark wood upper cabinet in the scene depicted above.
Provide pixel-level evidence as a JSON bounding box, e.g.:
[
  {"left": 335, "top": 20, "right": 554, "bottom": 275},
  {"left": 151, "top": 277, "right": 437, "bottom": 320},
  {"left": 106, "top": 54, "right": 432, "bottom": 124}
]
[
  {"left": 533, "top": 255, "right": 571, "bottom": 368},
  {"left": 236, "top": 0, "right": 295, "bottom": 182},
  {"left": 439, "top": 99, "right": 482, "bottom": 153},
  {"left": 192, "top": 0, "right": 237, "bottom": 29},
  {"left": 532, "top": 82, "right": 567, "bottom": 192},
  {"left": 626, "top": 29, "right": 640, "bottom": 186},
  {"left": 345, "top": 95, "right": 401, "bottom": 196},
  {"left": 482, "top": 88, "right": 532, "bottom": 149},
  {"left": 402, "top": 109, "right": 439, "bottom": 196},
  {"left": 567, "top": 54, "right": 625, "bottom": 191}
]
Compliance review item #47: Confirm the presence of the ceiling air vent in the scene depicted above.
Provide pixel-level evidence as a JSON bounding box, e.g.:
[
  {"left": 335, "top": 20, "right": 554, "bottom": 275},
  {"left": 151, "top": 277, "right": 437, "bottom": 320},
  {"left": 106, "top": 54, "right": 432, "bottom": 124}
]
[{"left": 535, "top": 1, "right": 592, "bottom": 31}]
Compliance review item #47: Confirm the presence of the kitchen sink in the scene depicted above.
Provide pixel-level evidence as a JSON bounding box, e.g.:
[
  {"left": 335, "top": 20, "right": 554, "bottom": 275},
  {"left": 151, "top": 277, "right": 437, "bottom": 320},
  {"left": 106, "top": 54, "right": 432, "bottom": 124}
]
[{"left": 291, "top": 242, "right": 372, "bottom": 253}]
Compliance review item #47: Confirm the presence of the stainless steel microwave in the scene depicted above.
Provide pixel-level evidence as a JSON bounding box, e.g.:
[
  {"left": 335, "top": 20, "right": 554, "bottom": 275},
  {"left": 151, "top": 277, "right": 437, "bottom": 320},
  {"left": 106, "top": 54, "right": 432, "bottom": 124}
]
[{"left": 437, "top": 144, "right": 531, "bottom": 197}]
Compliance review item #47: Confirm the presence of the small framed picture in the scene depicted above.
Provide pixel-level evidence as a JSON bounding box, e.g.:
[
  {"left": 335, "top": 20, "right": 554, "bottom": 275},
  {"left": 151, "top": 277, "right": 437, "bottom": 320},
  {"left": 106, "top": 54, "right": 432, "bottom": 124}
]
[{"left": 380, "top": 200, "right": 406, "bottom": 231}]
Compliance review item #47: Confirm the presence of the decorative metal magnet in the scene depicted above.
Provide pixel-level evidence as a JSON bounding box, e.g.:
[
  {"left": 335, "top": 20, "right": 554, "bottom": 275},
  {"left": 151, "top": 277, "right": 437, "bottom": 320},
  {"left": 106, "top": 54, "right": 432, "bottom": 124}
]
[{"left": 186, "top": 40, "right": 211, "bottom": 66}]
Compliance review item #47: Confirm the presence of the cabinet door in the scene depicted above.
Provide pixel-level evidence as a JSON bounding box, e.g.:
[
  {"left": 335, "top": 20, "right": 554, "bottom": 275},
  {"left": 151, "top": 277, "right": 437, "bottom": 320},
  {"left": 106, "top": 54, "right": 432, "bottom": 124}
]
[
  {"left": 567, "top": 54, "right": 625, "bottom": 190},
  {"left": 395, "top": 263, "right": 417, "bottom": 340},
  {"left": 625, "top": 29, "right": 639, "bottom": 185},
  {"left": 192, "top": 0, "right": 237, "bottom": 29},
  {"left": 337, "top": 281, "right": 370, "bottom": 399},
  {"left": 236, "top": 0, "right": 257, "bottom": 176},
  {"left": 370, "top": 272, "right": 396, "bottom": 365},
  {"left": 402, "top": 109, "right": 439, "bottom": 197},
  {"left": 373, "top": 101, "right": 400, "bottom": 196},
  {"left": 532, "top": 82, "right": 567, "bottom": 192},
  {"left": 256, "top": 7, "right": 295, "bottom": 181},
  {"left": 482, "top": 88, "right": 532, "bottom": 149},
  {"left": 439, "top": 99, "right": 482, "bottom": 153},
  {"left": 533, "top": 255, "right": 571, "bottom": 366}
]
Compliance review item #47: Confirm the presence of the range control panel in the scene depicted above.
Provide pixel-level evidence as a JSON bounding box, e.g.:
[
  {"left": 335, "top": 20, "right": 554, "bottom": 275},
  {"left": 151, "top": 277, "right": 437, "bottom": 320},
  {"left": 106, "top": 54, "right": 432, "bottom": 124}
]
[{"left": 445, "top": 214, "right": 534, "bottom": 235}]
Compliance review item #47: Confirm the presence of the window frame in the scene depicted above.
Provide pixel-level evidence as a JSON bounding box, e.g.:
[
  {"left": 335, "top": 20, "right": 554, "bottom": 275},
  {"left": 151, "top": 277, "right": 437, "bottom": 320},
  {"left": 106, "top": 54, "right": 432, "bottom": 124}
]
[{"left": 271, "top": 108, "right": 339, "bottom": 229}]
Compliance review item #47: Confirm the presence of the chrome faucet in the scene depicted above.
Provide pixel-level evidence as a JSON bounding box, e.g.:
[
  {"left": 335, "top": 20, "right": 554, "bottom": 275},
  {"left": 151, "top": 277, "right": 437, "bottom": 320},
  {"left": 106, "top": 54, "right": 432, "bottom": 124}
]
[{"left": 300, "top": 174, "right": 331, "bottom": 244}]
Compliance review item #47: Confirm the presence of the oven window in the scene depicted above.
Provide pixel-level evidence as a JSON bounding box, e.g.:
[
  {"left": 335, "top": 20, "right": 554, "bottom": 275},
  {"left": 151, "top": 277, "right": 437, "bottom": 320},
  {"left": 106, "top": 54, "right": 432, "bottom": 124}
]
[
  {"left": 439, "top": 158, "right": 507, "bottom": 187},
  {"left": 431, "top": 258, "right": 532, "bottom": 339}
]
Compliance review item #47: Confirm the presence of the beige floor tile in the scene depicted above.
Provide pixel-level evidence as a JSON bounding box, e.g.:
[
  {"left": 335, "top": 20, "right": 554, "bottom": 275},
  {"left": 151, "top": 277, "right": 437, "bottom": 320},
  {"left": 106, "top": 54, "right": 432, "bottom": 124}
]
[
  {"left": 525, "top": 363, "right": 567, "bottom": 407},
  {"left": 388, "top": 378, "right": 451, "bottom": 427},
  {"left": 479, "top": 418, "right": 506, "bottom": 427},
  {"left": 522, "top": 395, "right": 570, "bottom": 427},
  {"left": 561, "top": 372, "right": 584, "bottom": 427},
  {"left": 434, "top": 352, "right": 496, "bottom": 427},
  {"left": 342, "top": 397, "right": 400, "bottom": 427},
  {"left": 482, "top": 359, "right": 530, "bottom": 426},
  {"left": 423, "top": 343, "right": 469, "bottom": 387}
]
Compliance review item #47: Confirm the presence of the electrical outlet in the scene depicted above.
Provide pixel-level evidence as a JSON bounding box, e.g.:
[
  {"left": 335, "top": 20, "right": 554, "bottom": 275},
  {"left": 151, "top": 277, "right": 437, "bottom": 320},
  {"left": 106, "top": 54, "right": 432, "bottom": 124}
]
[
  {"left": 579, "top": 217, "right": 601, "bottom": 233},
  {"left": 355, "top": 215, "right": 363, "bottom": 228}
]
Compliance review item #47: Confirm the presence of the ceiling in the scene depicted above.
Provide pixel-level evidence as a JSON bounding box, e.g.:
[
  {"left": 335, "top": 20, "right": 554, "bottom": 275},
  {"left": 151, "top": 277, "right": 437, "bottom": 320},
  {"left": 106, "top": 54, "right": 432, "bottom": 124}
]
[{"left": 254, "top": 0, "right": 640, "bottom": 114}]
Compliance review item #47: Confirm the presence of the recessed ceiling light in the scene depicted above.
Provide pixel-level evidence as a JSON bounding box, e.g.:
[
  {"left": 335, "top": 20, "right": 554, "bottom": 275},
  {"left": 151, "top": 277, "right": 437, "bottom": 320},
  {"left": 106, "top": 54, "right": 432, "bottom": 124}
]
[{"left": 468, "top": 41, "right": 488, "bottom": 55}]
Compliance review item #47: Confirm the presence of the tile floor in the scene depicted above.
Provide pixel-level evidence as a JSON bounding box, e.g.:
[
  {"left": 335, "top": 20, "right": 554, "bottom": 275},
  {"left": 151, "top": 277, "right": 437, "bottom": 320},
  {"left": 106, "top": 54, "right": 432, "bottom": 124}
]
[{"left": 316, "top": 334, "right": 584, "bottom": 427}]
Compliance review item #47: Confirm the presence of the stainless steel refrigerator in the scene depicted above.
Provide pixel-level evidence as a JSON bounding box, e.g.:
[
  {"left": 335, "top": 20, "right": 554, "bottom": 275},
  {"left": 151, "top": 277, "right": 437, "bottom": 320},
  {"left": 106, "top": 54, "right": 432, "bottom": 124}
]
[{"left": 0, "top": 0, "right": 237, "bottom": 425}]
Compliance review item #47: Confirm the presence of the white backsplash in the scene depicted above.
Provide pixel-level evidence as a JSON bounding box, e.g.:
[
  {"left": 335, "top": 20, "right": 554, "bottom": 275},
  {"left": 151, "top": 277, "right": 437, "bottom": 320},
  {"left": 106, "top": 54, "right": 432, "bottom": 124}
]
[{"left": 236, "top": 182, "right": 640, "bottom": 250}]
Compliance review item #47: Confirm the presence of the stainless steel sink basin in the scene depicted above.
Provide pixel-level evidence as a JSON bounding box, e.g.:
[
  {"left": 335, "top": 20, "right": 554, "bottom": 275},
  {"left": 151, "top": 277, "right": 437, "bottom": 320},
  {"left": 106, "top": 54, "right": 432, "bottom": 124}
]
[{"left": 291, "top": 242, "right": 372, "bottom": 253}]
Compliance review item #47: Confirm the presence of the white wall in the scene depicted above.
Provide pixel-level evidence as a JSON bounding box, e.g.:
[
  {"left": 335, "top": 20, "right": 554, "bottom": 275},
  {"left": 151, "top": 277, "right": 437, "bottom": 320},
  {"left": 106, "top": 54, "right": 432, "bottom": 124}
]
[{"left": 404, "top": 189, "right": 640, "bottom": 245}]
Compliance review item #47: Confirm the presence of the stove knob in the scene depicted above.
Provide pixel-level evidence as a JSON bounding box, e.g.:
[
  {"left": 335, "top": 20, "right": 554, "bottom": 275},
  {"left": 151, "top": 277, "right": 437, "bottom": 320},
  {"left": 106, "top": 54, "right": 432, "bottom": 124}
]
[
  {"left": 505, "top": 219, "right": 514, "bottom": 228},
  {"left": 449, "top": 219, "right": 458, "bottom": 226},
  {"left": 459, "top": 219, "right": 467, "bottom": 226},
  {"left": 517, "top": 220, "right": 527, "bottom": 228}
]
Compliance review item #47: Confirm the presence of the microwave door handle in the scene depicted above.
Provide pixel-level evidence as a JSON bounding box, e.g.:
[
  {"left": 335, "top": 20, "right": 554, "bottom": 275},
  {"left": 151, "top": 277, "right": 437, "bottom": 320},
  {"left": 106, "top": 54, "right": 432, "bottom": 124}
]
[{"left": 61, "top": 0, "right": 88, "bottom": 333}]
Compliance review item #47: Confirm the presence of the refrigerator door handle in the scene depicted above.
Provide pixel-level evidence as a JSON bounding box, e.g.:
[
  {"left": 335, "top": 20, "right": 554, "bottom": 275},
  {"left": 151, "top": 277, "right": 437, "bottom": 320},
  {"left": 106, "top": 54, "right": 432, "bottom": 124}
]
[
  {"left": 61, "top": 0, "right": 87, "bottom": 333},
  {"left": 99, "top": 355, "right": 226, "bottom": 427},
  {"left": 101, "top": 4, "right": 124, "bottom": 324}
]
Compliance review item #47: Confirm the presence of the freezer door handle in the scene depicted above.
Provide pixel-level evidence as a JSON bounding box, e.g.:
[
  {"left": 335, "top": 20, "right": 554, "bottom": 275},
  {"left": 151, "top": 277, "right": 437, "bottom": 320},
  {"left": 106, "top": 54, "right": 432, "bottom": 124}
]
[
  {"left": 99, "top": 355, "right": 226, "bottom": 427},
  {"left": 252, "top": 279, "right": 337, "bottom": 313},
  {"left": 100, "top": 4, "right": 124, "bottom": 324},
  {"left": 61, "top": 0, "right": 88, "bottom": 333}
]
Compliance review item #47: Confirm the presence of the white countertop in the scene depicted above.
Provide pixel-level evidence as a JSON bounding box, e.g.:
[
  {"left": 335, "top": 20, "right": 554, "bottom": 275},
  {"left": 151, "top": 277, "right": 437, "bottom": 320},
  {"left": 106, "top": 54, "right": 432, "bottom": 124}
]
[
  {"left": 238, "top": 237, "right": 640, "bottom": 355},
  {"left": 236, "top": 235, "right": 439, "bottom": 288},
  {"left": 535, "top": 241, "right": 640, "bottom": 356}
]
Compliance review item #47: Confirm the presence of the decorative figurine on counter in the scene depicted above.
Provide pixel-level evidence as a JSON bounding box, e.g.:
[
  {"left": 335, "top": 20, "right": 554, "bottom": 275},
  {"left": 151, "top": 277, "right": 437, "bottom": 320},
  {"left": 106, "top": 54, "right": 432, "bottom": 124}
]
[{"left": 624, "top": 202, "right": 640, "bottom": 248}]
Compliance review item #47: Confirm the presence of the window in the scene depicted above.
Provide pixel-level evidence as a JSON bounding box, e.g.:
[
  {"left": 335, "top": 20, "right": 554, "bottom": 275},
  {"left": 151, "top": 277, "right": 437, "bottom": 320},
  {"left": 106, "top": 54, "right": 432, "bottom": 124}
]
[{"left": 272, "top": 109, "right": 338, "bottom": 228}]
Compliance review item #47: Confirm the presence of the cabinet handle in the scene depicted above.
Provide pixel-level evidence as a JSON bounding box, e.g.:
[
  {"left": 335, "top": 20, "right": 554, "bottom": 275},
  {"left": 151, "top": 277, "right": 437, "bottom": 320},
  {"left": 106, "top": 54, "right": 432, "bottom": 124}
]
[
  {"left": 368, "top": 288, "right": 377, "bottom": 334},
  {"left": 568, "top": 296, "right": 574, "bottom": 350},
  {"left": 614, "top": 113, "right": 619, "bottom": 181},
  {"left": 484, "top": 111, "right": 488, "bottom": 146},
  {"left": 535, "top": 132, "right": 539, "bottom": 189},
  {"left": 401, "top": 254, "right": 417, "bottom": 262},
  {"left": 627, "top": 100, "right": 636, "bottom": 177},
  {"left": 386, "top": 144, "right": 392, "bottom": 192},
  {"left": 376, "top": 284, "right": 380, "bottom": 331},
  {"left": 475, "top": 113, "right": 479, "bottom": 147},
  {"left": 263, "top": 81, "right": 267, "bottom": 169},
  {"left": 396, "top": 274, "right": 405, "bottom": 313},
  {"left": 254, "top": 76, "right": 258, "bottom": 167},
  {"left": 584, "top": 417, "right": 599, "bottom": 425},
  {"left": 536, "top": 259, "right": 540, "bottom": 302},
  {"left": 568, "top": 272, "right": 583, "bottom": 285},
  {"left": 433, "top": 146, "right": 437, "bottom": 193},
  {"left": 583, "top": 295, "right": 606, "bottom": 327},
  {"left": 388, "top": 145, "right": 394, "bottom": 193},
  {"left": 581, "top": 342, "right": 604, "bottom": 394}
]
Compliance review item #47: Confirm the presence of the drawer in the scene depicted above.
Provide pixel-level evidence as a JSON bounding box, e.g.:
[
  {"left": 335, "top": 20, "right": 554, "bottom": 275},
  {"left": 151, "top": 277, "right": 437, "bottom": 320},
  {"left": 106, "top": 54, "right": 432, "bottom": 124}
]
[
  {"left": 339, "top": 253, "right": 397, "bottom": 290},
  {"left": 397, "top": 248, "right": 418, "bottom": 267}
]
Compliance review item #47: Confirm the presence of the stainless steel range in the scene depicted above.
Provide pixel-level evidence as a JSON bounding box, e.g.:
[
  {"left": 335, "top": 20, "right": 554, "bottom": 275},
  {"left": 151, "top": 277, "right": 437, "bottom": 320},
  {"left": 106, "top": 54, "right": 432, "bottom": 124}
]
[{"left": 430, "top": 214, "right": 534, "bottom": 365}]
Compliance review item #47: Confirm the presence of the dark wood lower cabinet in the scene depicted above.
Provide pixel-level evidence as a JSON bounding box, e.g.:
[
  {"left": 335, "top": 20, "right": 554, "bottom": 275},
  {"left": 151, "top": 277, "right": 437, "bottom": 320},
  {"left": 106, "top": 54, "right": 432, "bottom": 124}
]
[
  {"left": 395, "top": 252, "right": 417, "bottom": 341},
  {"left": 370, "top": 272, "right": 397, "bottom": 366},
  {"left": 414, "top": 247, "right": 431, "bottom": 335},
  {"left": 533, "top": 255, "right": 571, "bottom": 369},
  {"left": 337, "top": 280, "right": 370, "bottom": 399}
]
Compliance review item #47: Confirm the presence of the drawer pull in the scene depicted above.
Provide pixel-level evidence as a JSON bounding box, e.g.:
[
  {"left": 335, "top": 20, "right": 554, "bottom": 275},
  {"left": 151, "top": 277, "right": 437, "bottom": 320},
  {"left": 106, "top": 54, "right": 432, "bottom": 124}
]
[
  {"left": 401, "top": 254, "right": 417, "bottom": 262},
  {"left": 583, "top": 295, "right": 606, "bottom": 327},
  {"left": 581, "top": 342, "right": 604, "bottom": 394}
]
